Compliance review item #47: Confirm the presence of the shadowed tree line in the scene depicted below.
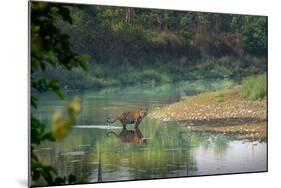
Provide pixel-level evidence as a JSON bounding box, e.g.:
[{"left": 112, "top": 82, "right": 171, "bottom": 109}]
[
  {"left": 34, "top": 3, "right": 267, "bottom": 89},
  {"left": 63, "top": 4, "right": 267, "bottom": 60}
]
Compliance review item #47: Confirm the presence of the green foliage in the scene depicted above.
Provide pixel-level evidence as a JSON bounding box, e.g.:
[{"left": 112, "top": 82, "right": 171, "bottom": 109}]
[
  {"left": 51, "top": 97, "right": 81, "bottom": 141},
  {"left": 241, "top": 17, "right": 267, "bottom": 56},
  {"left": 30, "top": 2, "right": 91, "bottom": 186},
  {"left": 31, "top": 155, "right": 77, "bottom": 185},
  {"left": 32, "top": 4, "right": 267, "bottom": 90},
  {"left": 35, "top": 55, "right": 266, "bottom": 90},
  {"left": 240, "top": 73, "right": 267, "bottom": 100},
  {"left": 59, "top": 5, "right": 267, "bottom": 66},
  {"left": 141, "top": 69, "right": 171, "bottom": 84},
  {"left": 32, "top": 79, "right": 64, "bottom": 99}
]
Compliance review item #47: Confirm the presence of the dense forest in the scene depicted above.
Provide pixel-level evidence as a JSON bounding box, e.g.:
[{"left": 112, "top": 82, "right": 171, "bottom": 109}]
[{"left": 34, "top": 4, "right": 267, "bottom": 89}]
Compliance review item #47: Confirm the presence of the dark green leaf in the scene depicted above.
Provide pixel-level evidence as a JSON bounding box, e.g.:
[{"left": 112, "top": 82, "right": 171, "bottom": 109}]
[
  {"left": 42, "top": 132, "right": 55, "bottom": 142},
  {"left": 54, "top": 176, "right": 66, "bottom": 184},
  {"left": 58, "top": 6, "right": 73, "bottom": 24},
  {"left": 78, "top": 60, "right": 88, "bottom": 71},
  {"left": 68, "top": 174, "right": 77, "bottom": 184},
  {"left": 31, "top": 96, "right": 38, "bottom": 109}
]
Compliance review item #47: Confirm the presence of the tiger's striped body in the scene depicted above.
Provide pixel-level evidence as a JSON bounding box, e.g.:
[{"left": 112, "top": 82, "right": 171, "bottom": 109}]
[{"left": 107, "top": 109, "right": 148, "bottom": 129}]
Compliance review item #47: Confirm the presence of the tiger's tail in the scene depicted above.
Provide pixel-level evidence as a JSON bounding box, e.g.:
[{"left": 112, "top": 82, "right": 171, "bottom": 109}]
[{"left": 107, "top": 117, "right": 118, "bottom": 124}]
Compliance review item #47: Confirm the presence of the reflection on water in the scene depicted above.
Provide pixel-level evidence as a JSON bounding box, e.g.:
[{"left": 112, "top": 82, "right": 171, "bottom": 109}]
[
  {"left": 33, "top": 80, "right": 267, "bottom": 185},
  {"left": 106, "top": 128, "right": 148, "bottom": 145},
  {"left": 194, "top": 139, "right": 267, "bottom": 175}
]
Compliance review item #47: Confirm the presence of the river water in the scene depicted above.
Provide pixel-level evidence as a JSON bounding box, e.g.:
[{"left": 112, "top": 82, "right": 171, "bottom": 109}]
[{"left": 33, "top": 79, "right": 267, "bottom": 184}]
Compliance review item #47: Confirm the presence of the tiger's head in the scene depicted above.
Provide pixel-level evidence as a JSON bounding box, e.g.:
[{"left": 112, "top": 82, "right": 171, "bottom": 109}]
[{"left": 139, "top": 108, "right": 148, "bottom": 118}]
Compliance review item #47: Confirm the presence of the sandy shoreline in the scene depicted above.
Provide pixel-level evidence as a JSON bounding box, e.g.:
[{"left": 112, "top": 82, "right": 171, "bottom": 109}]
[{"left": 149, "top": 86, "right": 267, "bottom": 141}]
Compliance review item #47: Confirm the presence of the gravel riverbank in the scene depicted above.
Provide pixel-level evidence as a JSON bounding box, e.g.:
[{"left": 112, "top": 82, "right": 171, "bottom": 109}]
[{"left": 149, "top": 86, "right": 267, "bottom": 140}]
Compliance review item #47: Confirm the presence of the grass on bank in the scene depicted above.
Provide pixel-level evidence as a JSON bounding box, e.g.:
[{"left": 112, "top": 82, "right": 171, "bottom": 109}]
[{"left": 240, "top": 73, "right": 267, "bottom": 100}]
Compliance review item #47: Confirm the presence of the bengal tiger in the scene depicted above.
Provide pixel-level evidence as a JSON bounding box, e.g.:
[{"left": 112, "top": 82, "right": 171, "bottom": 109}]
[{"left": 107, "top": 108, "right": 148, "bottom": 129}]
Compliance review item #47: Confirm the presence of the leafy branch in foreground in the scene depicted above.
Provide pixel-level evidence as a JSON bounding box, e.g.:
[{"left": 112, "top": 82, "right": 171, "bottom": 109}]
[
  {"left": 30, "top": 2, "right": 91, "bottom": 186},
  {"left": 31, "top": 98, "right": 80, "bottom": 185}
]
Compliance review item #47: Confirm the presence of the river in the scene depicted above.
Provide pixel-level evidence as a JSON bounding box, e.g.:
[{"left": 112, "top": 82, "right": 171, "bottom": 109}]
[{"left": 33, "top": 79, "right": 267, "bottom": 184}]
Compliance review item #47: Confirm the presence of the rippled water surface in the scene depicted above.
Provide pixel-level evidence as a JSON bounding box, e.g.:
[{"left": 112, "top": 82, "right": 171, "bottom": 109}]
[{"left": 34, "top": 80, "right": 267, "bottom": 183}]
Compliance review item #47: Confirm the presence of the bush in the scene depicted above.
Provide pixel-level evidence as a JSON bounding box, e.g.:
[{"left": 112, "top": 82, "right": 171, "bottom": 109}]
[
  {"left": 240, "top": 73, "right": 266, "bottom": 100},
  {"left": 141, "top": 69, "right": 171, "bottom": 84}
]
